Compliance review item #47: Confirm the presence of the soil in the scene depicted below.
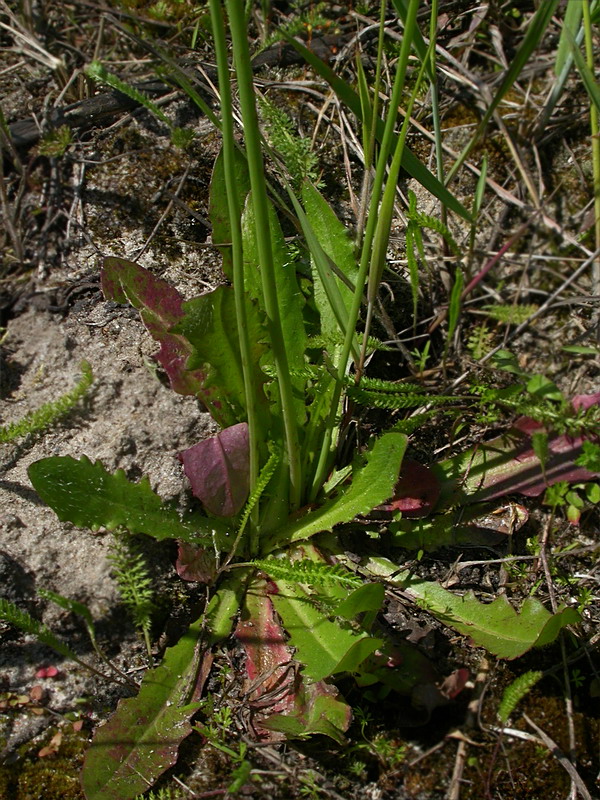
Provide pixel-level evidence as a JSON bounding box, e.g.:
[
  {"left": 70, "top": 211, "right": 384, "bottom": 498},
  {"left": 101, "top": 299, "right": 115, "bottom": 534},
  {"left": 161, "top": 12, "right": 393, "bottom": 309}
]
[{"left": 1, "top": 3, "right": 599, "bottom": 800}]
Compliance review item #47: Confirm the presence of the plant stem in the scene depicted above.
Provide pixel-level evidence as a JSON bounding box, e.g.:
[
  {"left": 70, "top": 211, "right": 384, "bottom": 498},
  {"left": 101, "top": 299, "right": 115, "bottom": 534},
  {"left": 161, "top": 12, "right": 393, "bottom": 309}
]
[
  {"left": 209, "top": 0, "right": 260, "bottom": 532},
  {"left": 582, "top": 0, "right": 600, "bottom": 295},
  {"left": 310, "top": 0, "right": 421, "bottom": 499},
  {"left": 225, "top": 0, "right": 302, "bottom": 510}
]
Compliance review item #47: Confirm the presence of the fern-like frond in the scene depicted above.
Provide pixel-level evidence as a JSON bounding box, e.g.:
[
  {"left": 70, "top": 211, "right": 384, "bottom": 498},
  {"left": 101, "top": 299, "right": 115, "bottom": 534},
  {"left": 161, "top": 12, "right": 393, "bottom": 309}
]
[
  {"left": 259, "top": 94, "right": 318, "bottom": 187},
  {"left": 350, "top": 376, "right": 427, "bottom": 395},
  {"left": 467, "top": 323, "right": 495, "bottom": 360},
  {"left": 482, "top": 304, "right": 539, "bottom": 325},
  {"left": 391, "top": 410, "right": 451, "bottom": 434},
  {"left": 307, "top": 334, "right": 394, "bottom": 352},
  {"left": 347, "top": 387, "right": 459, "bottom": 409},
  {"left": 134, "top": 788, "right": 185, "bottom": 800},
  {"left": 108, "top": 535, "right": 155, "bottom": 656},
  {"left": 406, "top": 191, "right": 460, "bottom": 256},
  {"left": 0, "top": 597, "right": 78, "bottom": 661},
  {"left": 252, "top": 558, "right": 362, "bottom": 589},
  {"left": 237, "top": 448, "right": 280, "bottom": 535},
  {"left": 497, "top": 670, "right": 543, "bottom": 724},
  {"left": 85, "top": 62, "right": 192, "bottom": 148},
  {"left": 86, "top": 61, "right": 170, "bottom": 125},
  {"left": 0, "top": 360, "right": 93, "bottom": 443},
  {"left": 406, "top": 225, "right": 420, "bottom": 326},
  {"left": 261, "top": 363, "right": 321, "bottom": 381}
]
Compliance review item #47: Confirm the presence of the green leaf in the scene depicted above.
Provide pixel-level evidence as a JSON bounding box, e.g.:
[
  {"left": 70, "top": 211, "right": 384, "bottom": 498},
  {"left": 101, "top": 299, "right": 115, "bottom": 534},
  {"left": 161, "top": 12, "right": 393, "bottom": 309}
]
[
  {"left": 264, "top": 431, "right": 407, "bottom": 550},
  {"left": 301, "top": 181, "right": 359, "bottom": 352},
  {"left": 335, "top": 583, "right": 385, "bottom": 621},
  {"left": 576, "top": 441, "right": 600, "bottom": 472},
  {"left": 227, "top": 760, "right": 252, "bottom": 794},
  {"left": 568, "top": 26, "right": 600, "bottom": 114},
  {"left": 531, "top": 430, "right": 549, "bottom": 475},
  {"left": 365, "top": 558, "right": 580, "bottom": 659},
  {"left": 447, "top": 266, "right": 464, "bottom": 343},
  {"left": 209, "top": 147, "right": 251, "bottom": 279},
  {"left": 562, "top": 345, "right": 600, "bottom": 355},
  {"left": 81, "top": 574, "right": 244, "bottom": 800},
  {"left": 28, "top": 456, "right": 228, "bottom": 546},
  {"left": 254, "top": 557, "right": 362, "bottom": 589},
  {"left": 555, "top": 0, "right": 583, "bottom": 76},
  {"left": 242, "top": 193, "right": 308, "bottom": 421},
  {"left": 270, "top": 579, "right": 382, "bottom": 681},
  {"left": 173, "top": 285, "right": 266, "bottom": 428},
  {"left": 81, "top": 617, "right": 206, "bottom": 800},
  {"left": 526, "top": 374, "right": 563, "bottom": 401},
  {"left": 585, "top": 481, "right": 600, "bottom": 503}
]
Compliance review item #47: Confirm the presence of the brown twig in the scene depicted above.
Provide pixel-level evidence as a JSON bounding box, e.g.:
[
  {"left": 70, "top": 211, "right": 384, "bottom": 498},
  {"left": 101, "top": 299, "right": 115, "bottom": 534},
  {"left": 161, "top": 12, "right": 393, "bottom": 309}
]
[{"left": 523, "top": 713, "right": 593, "bottom": 800}]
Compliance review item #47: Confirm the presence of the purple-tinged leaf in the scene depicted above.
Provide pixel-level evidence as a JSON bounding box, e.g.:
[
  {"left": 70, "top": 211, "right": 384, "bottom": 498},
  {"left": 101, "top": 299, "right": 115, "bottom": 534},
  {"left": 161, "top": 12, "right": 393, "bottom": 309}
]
[
  {"left": 235, "top": 580, "right": 297, "bottom": 740},
  {"left": 101, "top": 257, "right": 206, "bottom": 398},
  {"left": 433, "top": 395, "right": 600, "bottom": 504},
  {"left": 173, "top": 286, "right": 268, "bottom": 428},
  {"left": 572, "top": 392, "right": 600, "bottom": 412},
  {"left": 175, "top": 542, "right": 217, "bottom": 583},
  {"left": 81, "top": 616, "right": 211, "bottom": 800},
  {"left": 179, "top": 422, "right": 249, "bottom": 516},
  {"left": 235, "top": 581, "right": 351, "bottom": 743},
  {"left": 262, "top": 679, "right": 352, "bottom": 744},
  {"left": 377, "top": 459, "right": 441, "bottom": 517}
]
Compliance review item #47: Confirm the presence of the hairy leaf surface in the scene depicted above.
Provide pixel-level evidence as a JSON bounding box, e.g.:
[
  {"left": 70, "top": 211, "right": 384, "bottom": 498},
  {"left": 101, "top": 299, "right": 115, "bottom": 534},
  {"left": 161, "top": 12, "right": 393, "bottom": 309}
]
[
  {"left": 365, "top": 557, "right": 580, "bottom": 659},
  {"left": 265, "top": 431, "right": 407, "bottom": 550},
  {"left": 28, "top": 456, "right": 228, "bottom": 545}
]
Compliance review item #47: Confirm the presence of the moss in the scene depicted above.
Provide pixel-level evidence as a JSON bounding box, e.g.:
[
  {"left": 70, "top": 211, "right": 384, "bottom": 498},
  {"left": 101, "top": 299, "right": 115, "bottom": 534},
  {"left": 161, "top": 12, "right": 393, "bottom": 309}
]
[{"left": 0, "top": 724, "right": 88, "bottom": 800}]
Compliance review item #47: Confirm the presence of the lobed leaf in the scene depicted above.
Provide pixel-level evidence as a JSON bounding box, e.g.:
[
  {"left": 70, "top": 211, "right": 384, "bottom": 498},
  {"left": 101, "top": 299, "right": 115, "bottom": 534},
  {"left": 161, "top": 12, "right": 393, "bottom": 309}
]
[
  {"left": 270, "top": 578, "right": 383, "bottom": 681},
  {"left": 101, "top": 258, "right": 205, "bottom": 400},
  {"left": 264, "top": 431, "right": 407, "bottom": 551},
  {"left": 28, "top": 456, "right": 229, "bottom": 546},
  {"left": 365, "top": 558, "right": 580, "bottom": 659}
]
